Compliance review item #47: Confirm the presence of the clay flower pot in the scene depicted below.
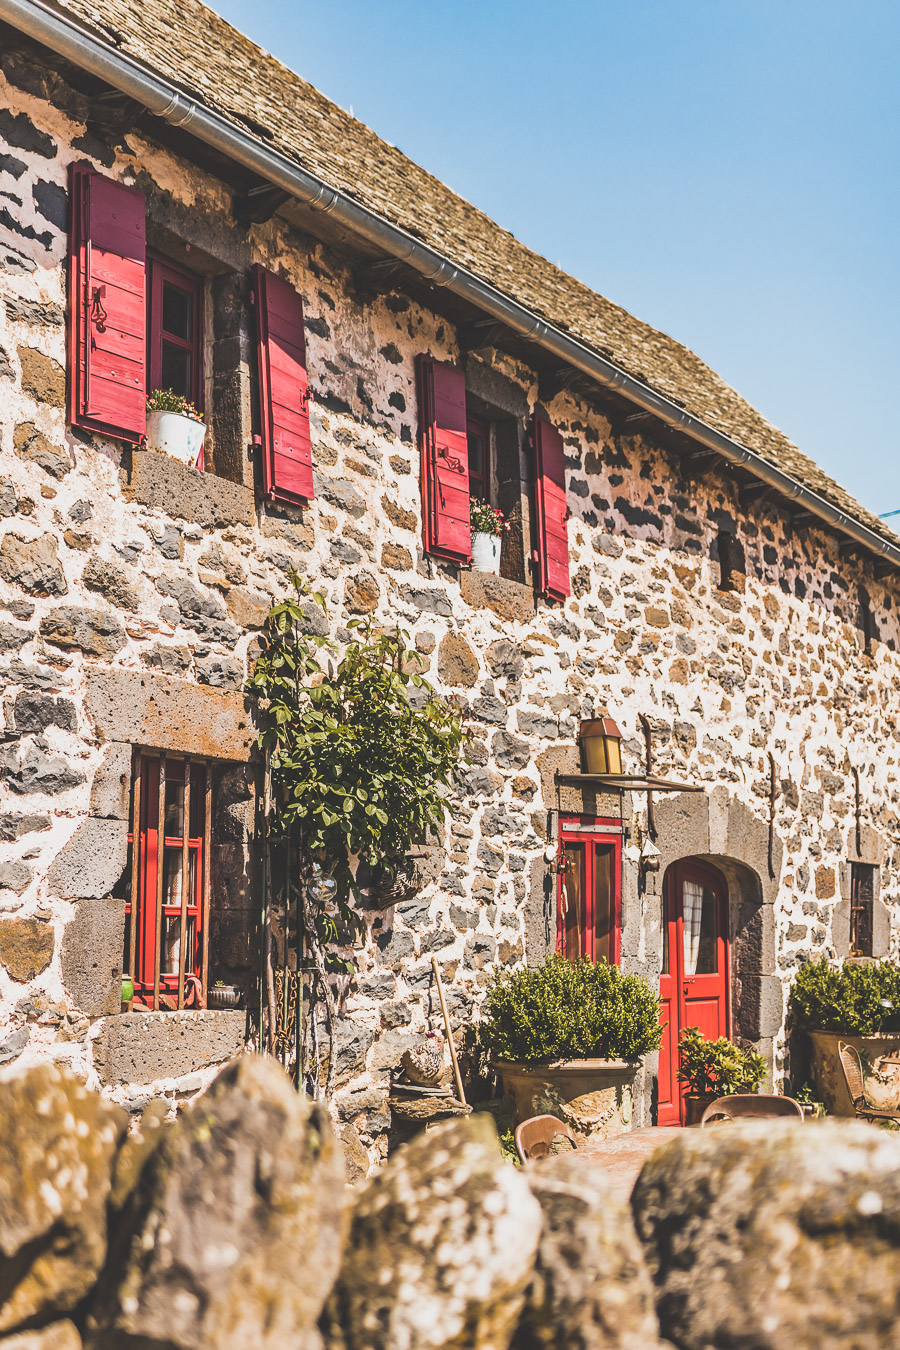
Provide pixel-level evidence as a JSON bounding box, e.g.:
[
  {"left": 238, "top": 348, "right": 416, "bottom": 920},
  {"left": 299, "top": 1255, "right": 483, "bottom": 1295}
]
[{"left": 207, "top": 984, "right": 242, "bottom": 1010}]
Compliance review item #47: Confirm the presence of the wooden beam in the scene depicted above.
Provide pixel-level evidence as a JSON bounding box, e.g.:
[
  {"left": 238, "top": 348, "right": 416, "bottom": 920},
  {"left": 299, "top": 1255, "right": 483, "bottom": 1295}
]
[
  {"left": 458, "top": 319, "right": 506, "bottom": 355},
  {"left": 353, "top": 258, "right": 404, "bottom": 301},
  {"left": 86, "top": 91, "right": 143, "bottom": 138},
  {"left": 233, "top": 184, "right": 290, "bottom": 226},
  {"left": 739, "top": 481, "right": 771, "bottom": 507},
  {"left": 538, "top": 366, "right": 579, "bottom": 402}
]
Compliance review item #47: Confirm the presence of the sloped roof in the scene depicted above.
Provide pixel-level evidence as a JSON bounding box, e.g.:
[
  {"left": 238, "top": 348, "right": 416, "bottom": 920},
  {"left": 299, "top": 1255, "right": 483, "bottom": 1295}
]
[{"left": 48, "top": 0, "right": 894, "bottom": 546}]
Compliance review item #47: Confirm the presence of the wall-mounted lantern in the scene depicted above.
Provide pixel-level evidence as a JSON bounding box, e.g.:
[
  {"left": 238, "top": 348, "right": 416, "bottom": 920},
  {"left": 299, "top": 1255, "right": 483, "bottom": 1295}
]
[{"left": 579, "top": 714, "right": 623, "bottom": 775}]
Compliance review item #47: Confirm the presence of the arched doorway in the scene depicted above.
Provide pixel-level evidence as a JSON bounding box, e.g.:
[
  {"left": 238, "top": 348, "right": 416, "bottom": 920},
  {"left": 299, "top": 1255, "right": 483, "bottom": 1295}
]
[{"left": 658, "top": 858, "right": 731, "bottom": 1126}]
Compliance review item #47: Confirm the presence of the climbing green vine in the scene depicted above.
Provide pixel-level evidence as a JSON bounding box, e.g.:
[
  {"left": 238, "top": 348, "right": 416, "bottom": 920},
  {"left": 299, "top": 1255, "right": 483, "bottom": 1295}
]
[{"left": 245, "top": 571, "right": 465, "bottom": 1092}]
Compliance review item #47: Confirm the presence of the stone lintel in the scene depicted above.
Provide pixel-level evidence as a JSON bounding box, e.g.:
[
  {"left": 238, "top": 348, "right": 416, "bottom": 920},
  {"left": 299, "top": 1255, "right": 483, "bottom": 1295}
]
[
  {"left": 123, "top": 449, "right": 255, "bottom": 528},
  {"left": 93, "top": 1010, "right": 246, "bottom": 1085},
  {"left": 84, "top": 668, "right": 257, "bottom": 761}
]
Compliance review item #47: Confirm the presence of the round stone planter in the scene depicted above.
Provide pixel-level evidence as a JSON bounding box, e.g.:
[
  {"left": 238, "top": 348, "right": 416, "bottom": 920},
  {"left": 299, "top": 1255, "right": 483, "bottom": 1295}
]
[
  {"left": 809, "top": 1030, "right": 900, "bottom": 1116},
  {"left": 471, "top": 531, "right": 501, "bottom": 574},
  {"left": 207, "top": 984, "right": 242, "bottom": 1010},
  {"left": 146, "top": 409, "right": 206, "bottom": 467},
  {"left": 495, "top": 1058, "right": 641, "bottom": 1144}
]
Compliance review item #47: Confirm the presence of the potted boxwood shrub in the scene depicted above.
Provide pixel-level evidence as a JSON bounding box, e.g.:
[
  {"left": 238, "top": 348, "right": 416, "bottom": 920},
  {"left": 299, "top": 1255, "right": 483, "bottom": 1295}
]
[
  {"left": 677, "top": 1026, "right": 767, "bottom": 1126},
  {"left": 789, "top": 957, "right": 900, "bottom": 1115},
  {"left": 146, "top": 389, "right": 206, "bottom": 467},
  {"left": 470, "top": 500, "right": 508, "bottom": 575},
  {"left": 479, "top": 955, "right": 663, "bottom": 1142}
]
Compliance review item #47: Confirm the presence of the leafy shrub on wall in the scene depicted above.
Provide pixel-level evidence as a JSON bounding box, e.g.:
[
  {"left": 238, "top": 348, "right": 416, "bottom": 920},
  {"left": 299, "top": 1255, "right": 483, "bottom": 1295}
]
[{"left": 789, "top": 957, "right": 900, "bottom": 1035}]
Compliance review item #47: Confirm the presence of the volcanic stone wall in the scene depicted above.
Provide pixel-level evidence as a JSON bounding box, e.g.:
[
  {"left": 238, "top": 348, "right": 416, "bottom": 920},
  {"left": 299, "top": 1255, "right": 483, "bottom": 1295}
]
[{"left": 1, "top": 43, "right": 899, "bottom": 1164}]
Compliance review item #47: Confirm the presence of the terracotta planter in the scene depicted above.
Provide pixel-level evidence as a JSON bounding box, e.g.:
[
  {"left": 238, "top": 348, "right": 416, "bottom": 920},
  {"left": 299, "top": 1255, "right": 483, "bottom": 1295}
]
[
  {"left": 495, "top": 1058, "right": 641, "bottom": 1144},
  {"left": 471, "top": 531, "right": 501, "bottom": 574},
  {"left": 684, "top": 1093, "right": 718, "bottom": 1127},
  {"left": 809, "top": 1030, "right": 900, "bottom": 1116}
]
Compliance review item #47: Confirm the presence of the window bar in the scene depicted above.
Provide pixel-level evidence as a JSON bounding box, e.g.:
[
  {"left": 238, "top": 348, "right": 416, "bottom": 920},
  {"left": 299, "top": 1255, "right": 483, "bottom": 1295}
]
[
  {"left": 201, "top": 767, "right": 212, "bottom": 1002},
  {"left": 153, "top": 756, "right": 166, "bottom": 1011},
  {"left": 127, "top": 756, "right": 141, "bottom": 992},
  {"left": 177, "top": 758, "right": 191, "bottom": 1010}
]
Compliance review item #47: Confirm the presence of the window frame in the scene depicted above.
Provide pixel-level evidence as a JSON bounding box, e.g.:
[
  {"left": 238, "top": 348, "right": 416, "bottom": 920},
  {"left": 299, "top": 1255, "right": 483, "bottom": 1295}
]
[
  {"left": 849, "top": 861, "right": 876, "bottom": 957},
  {"left": 147, "top": 251, "right": 205, "bottom": 414},
  {"left": 556, "top": 816, "right": 622, "bottom": 966},
  {"left": 466, "top": 411, "right": 491, "bottom": 505},
  {"left": 125, "top": 752, "right": 212, "bottom": 1010}
]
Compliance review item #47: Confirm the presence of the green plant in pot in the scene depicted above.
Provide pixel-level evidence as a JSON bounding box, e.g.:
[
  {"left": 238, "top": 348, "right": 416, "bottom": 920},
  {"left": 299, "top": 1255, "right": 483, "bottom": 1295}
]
[
  {"left": 479, "top": 955, "right": 663, "bottom": 1139},
  {"left": 789, "top": 957, "right": 900, "bottom": 1116},
  {"left": 677, "top": 1026, "right": 767, "bottom": 1124}
]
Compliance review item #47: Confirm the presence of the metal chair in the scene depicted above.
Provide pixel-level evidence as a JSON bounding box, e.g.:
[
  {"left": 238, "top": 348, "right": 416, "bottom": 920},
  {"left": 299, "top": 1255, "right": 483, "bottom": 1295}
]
[
  {"left": 700, "top": 1093, "right": 804, "bottom": 1126},
  {"left": 838, "top": 1041, "right": 900, "bottom": 1124},
  {"left": 514, "top": 1113, "right": 577, "bottom": 1162}
]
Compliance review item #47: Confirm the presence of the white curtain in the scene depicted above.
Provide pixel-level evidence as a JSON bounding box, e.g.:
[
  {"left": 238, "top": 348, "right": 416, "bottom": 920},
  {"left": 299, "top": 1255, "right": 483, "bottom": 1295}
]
[{"left": 683, "top": 880, "right": 705, "bottom": 976}]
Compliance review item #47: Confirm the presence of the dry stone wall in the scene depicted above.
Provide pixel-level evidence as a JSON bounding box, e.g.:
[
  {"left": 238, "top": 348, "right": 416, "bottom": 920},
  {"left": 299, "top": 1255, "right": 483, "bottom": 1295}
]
[{"left": 1, "top": 47, "right": 900, "bottom": 1157}]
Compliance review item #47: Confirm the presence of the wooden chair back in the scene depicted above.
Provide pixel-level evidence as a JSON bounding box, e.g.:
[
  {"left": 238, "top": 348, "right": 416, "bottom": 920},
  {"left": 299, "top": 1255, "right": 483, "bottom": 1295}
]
[
  {"left": 838, "top": 1041, "right": 868, "bottom": 1111},
  {"left": 700, "top": 1093, "right": 804, "bottom": 1126},
  {"left": 514, "top": 1114, "right": 576, "bottom": 1162}
]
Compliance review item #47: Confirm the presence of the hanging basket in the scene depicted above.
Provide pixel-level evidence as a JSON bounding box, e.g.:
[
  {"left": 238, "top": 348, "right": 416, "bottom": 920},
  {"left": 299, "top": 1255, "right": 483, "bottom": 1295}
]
[{"left": 370, "top": 855, "right": 423, "bottom": 910}]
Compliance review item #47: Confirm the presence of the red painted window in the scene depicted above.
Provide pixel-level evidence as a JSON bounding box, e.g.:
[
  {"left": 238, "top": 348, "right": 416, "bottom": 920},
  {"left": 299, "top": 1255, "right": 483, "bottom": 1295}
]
[
  {"left": 556, "top": 817, "right": 622, "bottom": 964},
  {"left": 417, "top": 355, "right": 471, "bottom": 564},
  {"left": 467, "top": 413, "right": 490, "bottom": 504},
  {"left": 533, "top": 414, "right": 571, "bottom": 600},
  {"left": 125, "top": 754, "right": 211, "bottom": 1010},
  {"left": 68, "top": 164, "right": 147, "bottom": 443},
  {"left": 148, "top": 254, "right": 204, "bottom": 410}
]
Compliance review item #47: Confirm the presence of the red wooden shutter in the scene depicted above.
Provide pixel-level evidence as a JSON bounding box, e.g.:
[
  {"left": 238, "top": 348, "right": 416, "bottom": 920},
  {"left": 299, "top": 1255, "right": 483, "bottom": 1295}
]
[
  {"left": 417, "top": 355, "right": 470, "bottom": 564},
  {"left": 68, "top": 164, "right": 146, "bottom": 442},
  {"left": 253, "top": 264, "right": 314, "bottom": 503},
  {"left": 533, "top": 415, "right": 571, "bottom": 599}
]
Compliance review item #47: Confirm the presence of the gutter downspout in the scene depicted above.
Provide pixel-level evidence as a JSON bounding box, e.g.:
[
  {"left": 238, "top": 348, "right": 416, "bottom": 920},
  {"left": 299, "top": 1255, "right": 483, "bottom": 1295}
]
[{"left": 4, "top": 0, "right": 899, "bottom": 572}]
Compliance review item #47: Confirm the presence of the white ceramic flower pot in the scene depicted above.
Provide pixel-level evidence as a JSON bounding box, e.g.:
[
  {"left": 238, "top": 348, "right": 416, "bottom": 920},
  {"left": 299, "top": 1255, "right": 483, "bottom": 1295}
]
[
  {"left": 146, "top": 409, "right": 206, "bottom": 468},
  {"left": 471, "top": 530, "right": 501, "bottom": 574}
]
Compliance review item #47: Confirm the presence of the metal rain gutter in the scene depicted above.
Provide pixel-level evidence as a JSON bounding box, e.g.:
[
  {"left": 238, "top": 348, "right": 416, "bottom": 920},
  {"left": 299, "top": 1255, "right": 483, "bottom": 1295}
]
[{"left": 4, "top": 0, "right": 899, "bottom": 572}]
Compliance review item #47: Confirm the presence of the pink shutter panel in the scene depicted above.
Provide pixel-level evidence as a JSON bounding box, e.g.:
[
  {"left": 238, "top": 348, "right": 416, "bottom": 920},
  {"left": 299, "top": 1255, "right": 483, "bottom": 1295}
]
[
  {"left": 417, "top": 355, "right": 470, "bottom": 563},
  {"left": 533, "top": 415, "right": 571, "bottom": 600},
  {"left": 253, "top": 264, "right": 314, "bottom": 503},
  {"left": 68, "top": 165, "right": 146, "bottom": 442}
]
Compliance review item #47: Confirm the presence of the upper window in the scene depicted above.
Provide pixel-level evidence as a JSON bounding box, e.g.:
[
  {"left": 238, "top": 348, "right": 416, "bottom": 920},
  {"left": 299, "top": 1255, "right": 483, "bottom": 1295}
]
[
  {"left": 557, "top": 817, "right": 622, "bottom": 965},
  {"left": 148, "top": 255, "right": 204, "bottom": 410},
  {"left": 467, "top": 413, "right": 490, "bottom": 504}
]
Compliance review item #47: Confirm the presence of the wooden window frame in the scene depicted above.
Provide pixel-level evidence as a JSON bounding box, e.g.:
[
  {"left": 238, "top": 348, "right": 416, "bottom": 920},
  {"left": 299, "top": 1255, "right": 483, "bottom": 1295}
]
[
  {"left": 147, "top": 252, "right": 205, "bottom": 413},
  {"left": 466, "top": 412, "right": 491, "bottom": 505},
  {"left": 556, "top": 816, "right": 622, "bottom": 965},
  {"left": 125, "top": 752, "right": 212, "bottom": 1010}
]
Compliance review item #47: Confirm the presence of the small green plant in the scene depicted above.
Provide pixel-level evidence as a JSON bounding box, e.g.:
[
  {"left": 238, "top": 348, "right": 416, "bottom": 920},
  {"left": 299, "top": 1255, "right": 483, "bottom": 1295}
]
[
  {"left": 479, "top": 955, "right": 664, "bottom": 1064},
  {"left": 470, "top": 499, "right": 509, "bottom": 537},
  {"left": 146, "top": 388, "right": 204, "bottom": 421},
  {"left": 789, "top": 957, "right": 900, "bottom": 1035},
  {"left": 677, "top": 1026, "right": 767, "bottom": 1096}
]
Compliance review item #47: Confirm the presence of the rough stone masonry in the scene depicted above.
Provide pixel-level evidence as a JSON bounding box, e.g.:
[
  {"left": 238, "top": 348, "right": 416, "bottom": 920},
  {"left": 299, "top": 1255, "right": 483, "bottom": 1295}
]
[{"left": 0, "top": 16, "right": 898, "bottom": 1168}]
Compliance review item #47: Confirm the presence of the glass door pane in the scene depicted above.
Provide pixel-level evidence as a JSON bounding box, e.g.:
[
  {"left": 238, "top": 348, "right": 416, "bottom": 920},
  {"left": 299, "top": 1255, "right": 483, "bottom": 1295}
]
[
  {"left": 682, "top": 880, "right": 718, "bottom": 975},
  {"left": 562, "top": 843, "right": 585, "bottom": 960},
  {"left": 593, "top": 843, "right": 614, "bottom": 964}
]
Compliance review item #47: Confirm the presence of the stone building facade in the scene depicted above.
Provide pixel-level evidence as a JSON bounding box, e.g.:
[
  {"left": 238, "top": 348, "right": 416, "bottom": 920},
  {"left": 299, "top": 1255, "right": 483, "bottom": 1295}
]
[{"left": 0, "top": 0, "right": 899, "bottom": 1162}]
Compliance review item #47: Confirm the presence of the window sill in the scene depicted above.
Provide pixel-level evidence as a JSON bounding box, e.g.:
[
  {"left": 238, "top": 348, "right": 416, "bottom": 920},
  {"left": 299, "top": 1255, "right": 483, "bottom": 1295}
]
[
  {"left": 459, "top": 569, "right": 535, "bottom": 622},
  {"left": 93, "top": 1007, "right": 246, "bottom": 1086},
  {"left": 123, "top": 449, "right": 255, "bottom": 528}
]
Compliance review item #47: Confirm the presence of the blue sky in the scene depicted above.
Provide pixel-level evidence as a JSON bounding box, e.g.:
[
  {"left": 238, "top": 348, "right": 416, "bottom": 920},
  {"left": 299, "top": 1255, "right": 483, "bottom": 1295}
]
[{"left": 214, "top": 0, "right": 900, "bottom": 516}]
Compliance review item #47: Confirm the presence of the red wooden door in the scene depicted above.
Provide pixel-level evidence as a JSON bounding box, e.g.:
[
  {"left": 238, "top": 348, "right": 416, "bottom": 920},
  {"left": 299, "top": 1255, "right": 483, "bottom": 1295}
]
[{"left": 657, "top": 859, "right": 730, "bottom": 1125}]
